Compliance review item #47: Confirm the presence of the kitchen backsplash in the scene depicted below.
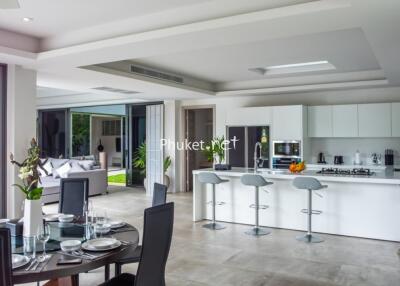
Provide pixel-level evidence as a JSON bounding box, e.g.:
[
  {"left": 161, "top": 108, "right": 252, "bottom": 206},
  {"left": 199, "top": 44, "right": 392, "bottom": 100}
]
[{"left": 309, "top": 138, "right": 400, "bottom": 166}]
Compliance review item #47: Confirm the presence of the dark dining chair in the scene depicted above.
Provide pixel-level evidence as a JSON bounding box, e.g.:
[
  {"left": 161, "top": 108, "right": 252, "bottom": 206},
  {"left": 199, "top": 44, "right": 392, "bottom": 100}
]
[
  {"left": 111, "top": 183, "right": 168, "bottom": 277},
  {"left": 59, "top": 178, "right": 89, "bottom": 217},
  {"left": 0, "top": 228, "right": 13, "bottom": 286},
  {"left": 100, "top": 202, "right": 174, "bottom": 286}
]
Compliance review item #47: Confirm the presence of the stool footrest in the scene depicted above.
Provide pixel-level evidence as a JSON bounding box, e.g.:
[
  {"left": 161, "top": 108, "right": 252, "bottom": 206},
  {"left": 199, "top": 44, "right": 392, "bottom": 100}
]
[
  {"left": 250, "top": 204, "right": 269, "bottom": 210},
  {"left": 301, "top": 209, "right": 322, "bottom": 215}
]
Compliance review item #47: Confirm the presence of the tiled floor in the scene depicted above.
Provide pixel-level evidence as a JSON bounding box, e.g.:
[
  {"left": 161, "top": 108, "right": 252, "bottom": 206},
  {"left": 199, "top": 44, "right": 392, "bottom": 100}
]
[{"left": 26, "top": 186, "right": 400, "bottom": 286}]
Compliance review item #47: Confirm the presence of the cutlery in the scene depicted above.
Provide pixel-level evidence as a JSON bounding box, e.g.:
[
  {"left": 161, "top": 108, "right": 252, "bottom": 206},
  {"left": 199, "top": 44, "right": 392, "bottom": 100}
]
[
  {"left": 57, "top": 251, "right": 94, "bottom": 260},
  {"left": 74, "top": 250, "right": 97, "bottom": 259},
  {"left": 25, "top": 258, "right": 37, "bottom": 271},
  {"left": 76, "top": 250, "right": 97, "bottom": 258},
  {"left": 38, "top": 257, "right": 52, "bottom": 272},
  {"left": 32, "top": 260, "right": 41, "bottom": 271}
]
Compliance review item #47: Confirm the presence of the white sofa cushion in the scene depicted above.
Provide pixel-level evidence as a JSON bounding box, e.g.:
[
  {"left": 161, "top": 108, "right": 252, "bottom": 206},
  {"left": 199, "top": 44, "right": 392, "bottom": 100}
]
[{"left": 54, "top": 162, "right": 72, "bottom": 178}]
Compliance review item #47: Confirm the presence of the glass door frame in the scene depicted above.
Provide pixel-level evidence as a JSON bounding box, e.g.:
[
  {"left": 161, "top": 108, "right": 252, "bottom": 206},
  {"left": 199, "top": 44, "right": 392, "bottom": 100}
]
[{"left": 0, "top": 64, "right": 7, "bottom": 218}]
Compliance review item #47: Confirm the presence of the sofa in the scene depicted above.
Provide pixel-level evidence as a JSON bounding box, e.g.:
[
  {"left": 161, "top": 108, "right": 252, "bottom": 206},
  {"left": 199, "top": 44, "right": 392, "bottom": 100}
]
[{"left": 39, "top": 158, "right": 108, "bottom": 204}]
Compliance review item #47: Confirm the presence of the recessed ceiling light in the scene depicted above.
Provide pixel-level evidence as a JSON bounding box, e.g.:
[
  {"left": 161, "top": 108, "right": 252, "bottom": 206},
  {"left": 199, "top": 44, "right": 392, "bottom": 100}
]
[
  {"left": 22, "top": 17, "right": 34, "bottom": 22},
  {"left": 249, "top": 60, "right": 335, "bottom": 76}
]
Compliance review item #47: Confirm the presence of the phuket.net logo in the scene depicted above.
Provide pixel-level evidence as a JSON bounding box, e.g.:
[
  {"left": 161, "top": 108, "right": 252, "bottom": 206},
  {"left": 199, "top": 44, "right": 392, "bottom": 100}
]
[{"left": 160, "top": 136, "right": 239, "bottom": 151}]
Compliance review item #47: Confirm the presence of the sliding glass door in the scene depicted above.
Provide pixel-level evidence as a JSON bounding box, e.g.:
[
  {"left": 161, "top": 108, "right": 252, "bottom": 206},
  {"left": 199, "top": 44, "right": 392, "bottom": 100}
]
[{"left": 0, "top": 64, "right": 7, "bottom": 218}]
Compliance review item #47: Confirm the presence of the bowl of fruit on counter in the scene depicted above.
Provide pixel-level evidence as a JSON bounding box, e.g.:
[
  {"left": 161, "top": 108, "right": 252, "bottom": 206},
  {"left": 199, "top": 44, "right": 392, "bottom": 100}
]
[{"left": 289, "top": 161, "right": 305, "bottom": 173}]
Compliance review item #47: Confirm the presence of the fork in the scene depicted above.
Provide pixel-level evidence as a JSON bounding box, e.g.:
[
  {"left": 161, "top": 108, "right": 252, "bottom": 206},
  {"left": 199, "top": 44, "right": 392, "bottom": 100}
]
[{"left": 25, "top": 258, "right": 37, "bottom": 271}]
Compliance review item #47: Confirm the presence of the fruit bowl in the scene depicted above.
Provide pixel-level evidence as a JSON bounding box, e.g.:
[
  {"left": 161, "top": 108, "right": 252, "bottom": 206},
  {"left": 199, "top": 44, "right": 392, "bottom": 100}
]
[{"left": 289, "top": 161, "right": 305, "bottom": 173}]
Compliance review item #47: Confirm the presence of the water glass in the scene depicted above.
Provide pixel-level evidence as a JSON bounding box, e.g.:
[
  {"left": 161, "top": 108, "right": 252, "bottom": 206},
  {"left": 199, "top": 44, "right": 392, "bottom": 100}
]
[
  {"left": 36, "top": 223, "right": 51, "bottom": 262},
  {"left": 23, "top": 236, "right": 36, "bottom": 259}
]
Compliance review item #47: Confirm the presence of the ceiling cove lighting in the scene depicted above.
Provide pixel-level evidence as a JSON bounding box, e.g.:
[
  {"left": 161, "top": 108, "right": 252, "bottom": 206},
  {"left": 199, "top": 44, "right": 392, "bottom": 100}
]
[{"left": 249, "top": 60, "right": 336, "bottom": 76}]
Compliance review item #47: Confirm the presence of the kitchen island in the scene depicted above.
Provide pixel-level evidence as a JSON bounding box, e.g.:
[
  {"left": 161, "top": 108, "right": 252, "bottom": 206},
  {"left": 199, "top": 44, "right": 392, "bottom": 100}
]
[{"left": 193, "top": 167, "right": 400, "bottom": 241}]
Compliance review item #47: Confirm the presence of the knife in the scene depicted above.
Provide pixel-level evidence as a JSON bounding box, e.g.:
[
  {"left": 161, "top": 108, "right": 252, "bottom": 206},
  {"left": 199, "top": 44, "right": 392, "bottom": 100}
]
[{"left": 25, "top": 258, "right": 37, "bottom": 271}]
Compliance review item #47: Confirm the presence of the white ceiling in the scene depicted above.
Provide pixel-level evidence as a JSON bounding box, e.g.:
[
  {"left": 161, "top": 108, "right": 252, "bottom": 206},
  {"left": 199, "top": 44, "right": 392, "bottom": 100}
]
[
  {"left": 1, "top": 0, "right": 400, "bottom": 107},
  {"left": 132, "top": 28, "right": 380, "bottom": 83},
  {"left": 0, "top": 0, "right": 211, "bottom": 38}
]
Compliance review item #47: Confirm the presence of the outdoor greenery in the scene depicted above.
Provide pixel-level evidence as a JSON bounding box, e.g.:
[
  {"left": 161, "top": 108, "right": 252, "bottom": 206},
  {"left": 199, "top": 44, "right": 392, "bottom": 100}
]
[
  {"left": 72, "top": 113, "right": 90, "bottom": 157},
  {"left": 133, "top": 142, "right": 172, "bottom": 177},
  {"left": 108, "top": 173, "right": 127, "bottom": 184}
]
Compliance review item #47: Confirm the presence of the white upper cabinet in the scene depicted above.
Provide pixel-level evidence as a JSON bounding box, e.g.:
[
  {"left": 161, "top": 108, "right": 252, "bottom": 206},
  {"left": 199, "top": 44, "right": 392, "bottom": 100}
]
[
  {"left": 272, "top": 105, "right": 303, "bottom": 140},
  {"left": 332, "top": 105, "right": 358, "bottom": 137},
  {"left": 225, "top": 106, "right": 272, "bottom": 126},
  {"left": 308, "top": 106, "right": 333, "bottom": 137},
  {"left": 358, "top": 103, "right": 391, "bottom": 137},
  {"left": 392, "top": 103, "right": 400, "bottom": 137}
]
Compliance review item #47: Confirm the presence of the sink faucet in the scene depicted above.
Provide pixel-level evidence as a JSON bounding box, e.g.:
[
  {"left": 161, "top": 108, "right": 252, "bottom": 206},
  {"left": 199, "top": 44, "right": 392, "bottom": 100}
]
[{"left": 254, "top": 142, "right": 262, "bottom": 172}]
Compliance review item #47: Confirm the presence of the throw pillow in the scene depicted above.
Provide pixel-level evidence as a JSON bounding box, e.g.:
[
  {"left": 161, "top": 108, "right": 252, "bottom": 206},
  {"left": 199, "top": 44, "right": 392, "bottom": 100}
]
[
  {"left": 54, "top": 163, "right": 72, "bottom": 178},
  {"left": 38, "top": 160, "right": 53, "bottom": 177}
]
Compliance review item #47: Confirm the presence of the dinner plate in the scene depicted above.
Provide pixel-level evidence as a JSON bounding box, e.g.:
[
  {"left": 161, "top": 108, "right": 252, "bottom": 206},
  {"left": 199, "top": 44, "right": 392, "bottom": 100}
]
[
  {"left": 12, "top": 254, "right": 30, "bottom": 269},
  {"left": 44, "top": 213, "right": 61, "bottom": 222},
  {"left": 82, "top": 238, "right": 121, "bottom": 252},
  {"left": 108, "top": 220, "right": 125, "bottom": 229}
]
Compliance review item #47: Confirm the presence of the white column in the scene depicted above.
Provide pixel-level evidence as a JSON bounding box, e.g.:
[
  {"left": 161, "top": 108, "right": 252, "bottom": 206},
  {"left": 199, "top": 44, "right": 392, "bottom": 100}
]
[
  {"left": 164, "top": 100, "right": 181, "bottom": 193},
  {"left": 6, "top": 65, "right": 37, "bottom": 218}
]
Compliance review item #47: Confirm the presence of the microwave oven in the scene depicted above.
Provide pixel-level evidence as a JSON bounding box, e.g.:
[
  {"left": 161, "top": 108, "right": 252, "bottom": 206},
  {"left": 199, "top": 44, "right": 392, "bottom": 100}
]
[{"left": 273, "top": 140, "right": 301, "bottom": 158}]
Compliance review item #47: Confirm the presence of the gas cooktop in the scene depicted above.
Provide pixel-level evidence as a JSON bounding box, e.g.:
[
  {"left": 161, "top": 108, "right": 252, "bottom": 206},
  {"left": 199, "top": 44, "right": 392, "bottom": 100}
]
[{"left": 316, "top": 168, "right": 375, "bottom": 176}]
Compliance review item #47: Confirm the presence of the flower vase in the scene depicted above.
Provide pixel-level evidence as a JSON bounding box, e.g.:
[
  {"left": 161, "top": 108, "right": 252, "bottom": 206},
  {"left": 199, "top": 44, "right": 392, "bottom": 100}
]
[{"left": 23, "top": 199, "right": 43, "bottom": 237}]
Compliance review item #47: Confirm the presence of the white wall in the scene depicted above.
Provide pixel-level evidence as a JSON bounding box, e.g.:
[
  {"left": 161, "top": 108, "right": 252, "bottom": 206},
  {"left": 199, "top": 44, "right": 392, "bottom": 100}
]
[
  {"left": 309, "top": 138, "right": 400, "bottom": 166},
  {"left": 7, "top": 65, "right": 37, "bottom": 218}
]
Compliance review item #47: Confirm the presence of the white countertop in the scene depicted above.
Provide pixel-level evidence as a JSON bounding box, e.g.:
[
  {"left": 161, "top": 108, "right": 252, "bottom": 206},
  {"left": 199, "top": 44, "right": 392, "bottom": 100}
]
[{"left": 193, "top": 167, "right": 400, "bottom": 185}]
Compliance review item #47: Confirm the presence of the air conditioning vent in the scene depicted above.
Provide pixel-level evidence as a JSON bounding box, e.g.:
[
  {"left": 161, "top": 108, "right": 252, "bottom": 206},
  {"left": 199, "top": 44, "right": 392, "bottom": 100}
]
[
  {"left": 130, "top": 65, "right": 184, "bottom": 84},
  {"left": 92, "top": 86, "right": 139, "bottom": 95}
]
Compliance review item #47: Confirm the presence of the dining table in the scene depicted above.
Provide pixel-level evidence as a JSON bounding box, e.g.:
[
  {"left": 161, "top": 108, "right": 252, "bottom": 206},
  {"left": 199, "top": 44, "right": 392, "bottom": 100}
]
[{"left": 6, "top": 219, "right": 139, "bottom": 286}]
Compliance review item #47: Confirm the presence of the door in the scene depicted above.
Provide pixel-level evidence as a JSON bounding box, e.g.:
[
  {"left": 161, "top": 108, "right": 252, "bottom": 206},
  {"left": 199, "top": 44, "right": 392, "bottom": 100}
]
[
  {"left": 126, "top": 105, "right": 146, "bottom": 187},
  {"left": 184, "top": 108, "right": 214, "bottom": 192},
  {"left": 38, "top": 109, "right": 69, "bottom": 158}
]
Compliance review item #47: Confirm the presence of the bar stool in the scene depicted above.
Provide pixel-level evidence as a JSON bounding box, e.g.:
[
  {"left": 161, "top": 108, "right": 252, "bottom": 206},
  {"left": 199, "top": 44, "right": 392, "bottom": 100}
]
[
  {"left": 241, "top": 174, "right": 273, "bottom": 236},
  {"left": 198, "top": 172, "right": 229, "bottom": 230},
  {"left": 293, "top": 177, "right": 327, "bottom": 243}
]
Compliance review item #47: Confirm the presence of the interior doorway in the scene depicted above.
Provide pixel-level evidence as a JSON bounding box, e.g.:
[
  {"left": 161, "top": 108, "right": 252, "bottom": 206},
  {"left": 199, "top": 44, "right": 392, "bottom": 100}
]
[{"left": 184, "top": 107, "right": 214, "bottom": 192}]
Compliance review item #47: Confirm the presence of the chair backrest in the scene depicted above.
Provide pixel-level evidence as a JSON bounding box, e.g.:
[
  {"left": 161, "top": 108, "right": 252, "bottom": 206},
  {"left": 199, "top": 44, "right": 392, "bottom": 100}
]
[
  {"left": 135, "top": 202, "right": 174, "bottom": 286},
  {"left": 59, "top": 178, "right": 89, "bottom": 216},
  {"left": 0, "top": 228, "right": 12, "bottom": 286},
  {"left": 152, "top": 183, "right": 167, "bottom": 207},
  {"left": 198, "top": 172, "right": 224, "bottom": 185},
  {"left": 293, "top": 177, "right": 324, "bottom": 191},
  {"left": 241, "top": 174, "right": 272, "bottom": 187}
]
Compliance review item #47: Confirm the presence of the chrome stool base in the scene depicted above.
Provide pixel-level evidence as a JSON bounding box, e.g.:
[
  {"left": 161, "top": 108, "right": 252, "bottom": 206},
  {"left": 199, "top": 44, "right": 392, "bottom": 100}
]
[
  {"left": 296, "top": 233, "right": 324, "bottom": 243},
  {"left": 245, "top": 227, "right": 271, "bottom": 236},
  {"left": 203, "top": 222, "right": 226, "bottom": 230}
]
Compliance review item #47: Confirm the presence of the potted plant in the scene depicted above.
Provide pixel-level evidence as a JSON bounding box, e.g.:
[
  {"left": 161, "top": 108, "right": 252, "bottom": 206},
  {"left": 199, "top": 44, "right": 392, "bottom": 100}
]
[
  {"left": 10, "top": 138, "right": 47, "bottom": 237},
  {"left": 133, "top": 143, "right": 172, "bottom": 189},
  {"left": 203, "top": 136, "right": 230, "bottom": 170}
]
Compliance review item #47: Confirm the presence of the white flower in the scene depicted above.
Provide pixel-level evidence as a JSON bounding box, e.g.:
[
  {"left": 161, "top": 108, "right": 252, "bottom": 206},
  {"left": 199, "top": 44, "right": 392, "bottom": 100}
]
[{"left": 18, "top": 167, "right": 33, "bottom": 180}]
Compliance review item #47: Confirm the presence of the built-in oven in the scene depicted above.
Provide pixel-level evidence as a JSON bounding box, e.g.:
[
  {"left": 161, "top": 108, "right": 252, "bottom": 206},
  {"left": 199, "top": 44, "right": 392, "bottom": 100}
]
[{"left": 273, "top": 140, "right": 301, "bottom": 158}]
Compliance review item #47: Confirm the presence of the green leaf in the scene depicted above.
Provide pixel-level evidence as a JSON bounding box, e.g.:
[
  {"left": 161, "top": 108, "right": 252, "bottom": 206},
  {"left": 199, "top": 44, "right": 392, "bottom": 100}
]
[
  {"left": 12, "top": 184, "right": 29, "bottom": 196},
  {"left": 27, "top": 187, "right": 43, "bottom": 200}
]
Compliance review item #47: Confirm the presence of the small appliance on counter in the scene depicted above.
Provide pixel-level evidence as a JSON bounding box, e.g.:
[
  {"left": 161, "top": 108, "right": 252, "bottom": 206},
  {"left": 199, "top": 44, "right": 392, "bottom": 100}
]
[
  {"left": 273, "top": 157, "right": 301, "bottom": 169},
  {"left": 317, "top": 152, "right": 326, "bottom": 164},
  {"left": 334, "top": 155, "right": 344, "bottom": 165},
  {"left": 354, "top": 150, "right": 361, "bottom": 165},
  {"left": 371, "top": 153, "right": 382, "bottom": 165},
  {"left": 385, "top": 149, "right": 394, "bottom": 166},
  {"left": 214, "top": 164, "right": 232, "bottom": 171}
]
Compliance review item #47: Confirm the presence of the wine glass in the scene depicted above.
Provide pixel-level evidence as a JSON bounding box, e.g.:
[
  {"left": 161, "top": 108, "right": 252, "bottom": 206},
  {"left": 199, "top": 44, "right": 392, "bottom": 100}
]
[{"left": 36, "top": 223, "right": 51, "bottom": 262}]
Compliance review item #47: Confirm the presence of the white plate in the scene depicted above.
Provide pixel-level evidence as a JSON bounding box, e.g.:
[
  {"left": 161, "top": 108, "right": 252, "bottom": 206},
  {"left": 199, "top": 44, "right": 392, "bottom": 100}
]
[
  {"left": 95, "top": 224, "right": 111, "bottom": 234},
  {"left": 82, "top": 238, "right": 121, "bottom": 252},
  {"left": 44, "top": 213, "right": 61, "bottom": 222},
  {"left": 59, "top": 214, "right": 74, "bottom": 223},
  {"left": 60, "top": 240, "right": 82, "bottom": 252},
  {"left": 109, "top": 221, "right": 125, "bottom": 229},
  {"left": 12, "top": 254, "right": 30, "bottom": 269}
]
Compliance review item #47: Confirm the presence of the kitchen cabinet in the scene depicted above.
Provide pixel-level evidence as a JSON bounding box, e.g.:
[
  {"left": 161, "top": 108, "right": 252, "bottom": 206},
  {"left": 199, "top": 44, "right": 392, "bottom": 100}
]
[
  {"left": 308, "top": 106, "right": 333, "bottom": 137},
  {"left": 272, "top": 105, "right": 303, "bottom": 140},
  {"left": 225, "top": 106, "right": 272, "bottom": 126},
  {"left": 392, "top": 103, "right": 400, "bottom": 137},
  {"left": 358, "top": 103, "right": 391, "bottom": 137},
  {"left": 332, "top": 105, "right": 358, "bottom": 137}
]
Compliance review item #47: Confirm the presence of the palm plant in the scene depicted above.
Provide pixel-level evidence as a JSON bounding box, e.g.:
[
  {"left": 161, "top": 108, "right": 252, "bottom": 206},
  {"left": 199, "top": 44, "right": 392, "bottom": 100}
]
[{"left": 133, "top": 142, "right": 146, "bottom": 176}]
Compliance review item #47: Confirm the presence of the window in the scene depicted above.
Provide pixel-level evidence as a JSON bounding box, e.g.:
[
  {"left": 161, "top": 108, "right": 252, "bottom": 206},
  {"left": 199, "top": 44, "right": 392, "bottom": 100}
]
[
  {"left": 102, "top": 119, "right": 121, "bottom": 136},
  {"left": 0, "top": 64, "right": 6, "bottom": 218}
]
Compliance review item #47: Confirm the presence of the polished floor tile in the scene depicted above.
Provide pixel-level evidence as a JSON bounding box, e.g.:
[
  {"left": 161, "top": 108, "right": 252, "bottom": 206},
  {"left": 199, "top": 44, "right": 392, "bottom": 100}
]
[{"left": 22, "top": 186, "right": 400, "bottom": 286}]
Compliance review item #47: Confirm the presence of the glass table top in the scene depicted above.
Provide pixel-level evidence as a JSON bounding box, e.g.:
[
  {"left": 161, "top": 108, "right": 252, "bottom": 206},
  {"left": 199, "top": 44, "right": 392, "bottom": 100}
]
[{"left": 11, "top": 222, "right": 86, "bottom": 254}]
